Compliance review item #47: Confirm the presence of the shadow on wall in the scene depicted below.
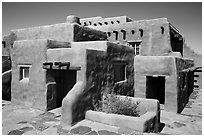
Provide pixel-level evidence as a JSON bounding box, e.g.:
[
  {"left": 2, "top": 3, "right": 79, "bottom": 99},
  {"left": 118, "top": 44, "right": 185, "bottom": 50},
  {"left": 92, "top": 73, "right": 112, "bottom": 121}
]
[{"left": 2, "top": 56, "right": 12, "bottom": 101}]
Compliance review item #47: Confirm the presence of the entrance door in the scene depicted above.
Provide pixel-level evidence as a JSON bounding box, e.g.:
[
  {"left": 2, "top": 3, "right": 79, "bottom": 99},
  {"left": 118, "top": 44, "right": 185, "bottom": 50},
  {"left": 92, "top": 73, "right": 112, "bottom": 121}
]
[
  {"left": 46, "top": 69, "right": 76, "bottom": 110},
  {"left": 56, "top": 70, "right": 76, "bottom": 108},
  {"left": 146, "top": 76, "right": 165, "bottom": 104}
]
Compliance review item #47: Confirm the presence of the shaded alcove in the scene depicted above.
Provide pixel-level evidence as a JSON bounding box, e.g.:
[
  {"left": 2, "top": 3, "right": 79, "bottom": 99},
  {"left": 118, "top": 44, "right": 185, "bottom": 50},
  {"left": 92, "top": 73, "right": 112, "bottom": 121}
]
[
  {"left": 46, "top": 69, "right": 77, "bottom": 111},
  {"left": 146, "top": 76, "right": 165, "bottom": 104}
]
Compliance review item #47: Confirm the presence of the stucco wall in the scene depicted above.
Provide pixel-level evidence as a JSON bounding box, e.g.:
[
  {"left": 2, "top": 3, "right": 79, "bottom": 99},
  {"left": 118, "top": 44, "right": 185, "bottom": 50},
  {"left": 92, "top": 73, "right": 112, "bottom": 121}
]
[
  {"left": 80, "top": 16, "right": 132, "bottom": 27},
  {"left": 86, "top": 18, "right": 171, "bottom": 56},
  {"left": 134, "top": 56, "right": 178, "bottom": 112},
  {"left": 10, "top": 39, "right": 74, "bottom": 110},
  {"left": 11, "top": 39, "right": 48, "bottom": 110},
  {"left": 134, "top": 56, "right": 195, "bottom": 113},
  {"left": 11, "top": 23, "right": 74, "bottom": 42}
]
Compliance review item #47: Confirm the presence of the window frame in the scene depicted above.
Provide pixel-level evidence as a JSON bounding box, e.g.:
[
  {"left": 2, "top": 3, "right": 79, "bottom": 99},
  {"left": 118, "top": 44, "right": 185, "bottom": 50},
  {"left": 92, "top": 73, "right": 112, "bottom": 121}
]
[
  {"left": 18, "top": 65, "right": 32, "bottom": 81},
  {"left": 113, "top": 62, "right": 127, "bottom": 84}
]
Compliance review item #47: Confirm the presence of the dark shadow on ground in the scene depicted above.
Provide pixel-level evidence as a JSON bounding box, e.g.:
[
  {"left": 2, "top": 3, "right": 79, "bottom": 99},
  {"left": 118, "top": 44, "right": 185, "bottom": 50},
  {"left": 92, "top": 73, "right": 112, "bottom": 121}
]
[{"left": 158, "top": 122, "right": 165, "bottom": 132}]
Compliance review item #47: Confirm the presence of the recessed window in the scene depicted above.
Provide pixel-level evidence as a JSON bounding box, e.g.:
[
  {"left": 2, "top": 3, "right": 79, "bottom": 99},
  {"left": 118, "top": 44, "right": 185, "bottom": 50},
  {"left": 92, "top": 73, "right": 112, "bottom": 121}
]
[
  {"left": 94, "top": 23, "right": 97, "bottom": 26},
  {"left": 128, "top": 41, "right": 142, "bottom": 56},
  {"left": 121, "top": 30, "right": 126, "bottom": 40},
  {"left": 116, "top": 20, "right": 120, "bottom": 24},
  {"left": 161, "top": 27, "right": 164, "bottom": 34},
  {"left": 84, "top": 22, "right": 87, "bottom": 26},
  {"left": 107, "top": 32, "right": 111, "bottom": 37},
  {"left": 131, "top": 30, "right": 135, "bottom": 35},
  {"left": 2, "top": 41, "right": 6, "bottom": 48},
  {"left": 113, "top": 62, "right": 126, "bottom": 83},
  {"left": 104, "top": 22, "right": 108, "bottom": 25},
  {"left": 89, "top": 21, "right": 92, "bottom": 25},
  {"left": 139, "top": 29, "right": 143, "bottom": 37},
  {"left": 19, "top": 65, "right": 31, "bottom": 81},
  {"left": 113, "top": 31, "right": 118, "bottom": 40},
  {"left": 111, "top": 21, "right": 114, "bottom": 24},
  {"left": 98, "top": 22, "right": 102, "bottom": 26}
]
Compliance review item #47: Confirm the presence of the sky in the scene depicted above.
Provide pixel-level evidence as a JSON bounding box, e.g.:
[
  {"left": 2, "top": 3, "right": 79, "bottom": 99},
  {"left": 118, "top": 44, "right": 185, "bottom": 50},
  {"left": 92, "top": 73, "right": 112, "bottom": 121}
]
[{"left": 2, "top": 2, "right": 202, "bottom": 54}]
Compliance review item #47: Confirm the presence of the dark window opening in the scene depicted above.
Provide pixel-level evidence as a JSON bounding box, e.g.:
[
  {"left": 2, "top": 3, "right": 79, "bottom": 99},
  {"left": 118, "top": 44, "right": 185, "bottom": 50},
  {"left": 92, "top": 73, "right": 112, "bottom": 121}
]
[
  {"left": 113, "top": 31, "right": 118, "bottom": 40},
  {"left": 131, "top": 30, "right": 135, "bottom": 35},
  {"left": 84, "top": 22, "right": 87, "bottom": 26},
  {"left": 19, "top": 66, "right": 30, "bottom": 80},
  {"left": 113, "top": 63, "right": 126, "bottom": 83},
  {"left": 98, "top": 22, "right": 102, "bottom": 26},
  {"left": 170, "top": 31, "right": 183, "bottom": 56},
  {"left": 89, "top": 21, "right": 92, "bottom": 25},
  {"left": 121, "top": 30, "right": 126, "bottom": 40},
  {"left": 94, "top": 23, "right": 97, "bottom": 26},
  {"left": 146, "top": 76, "right": 165, "bottom": 104},
  {"left": 104, "top": 22, "right": 108, "bottom": 25},
  {"left": 139, "top": 29, "right": 143, "bottom": 37},
  {"left": 116, "top": 20, "right": 120, "bottom": 24},
  {"left": 107, "top": 32, "right": 111, "bottom": 37},
  {"left": 128, "top": 41, "right": 142, "bottom": 56},
  {"left": 111, "top": 21, "right": 114, "bottom": 24},
  {"left": 161, "top": 27, "right": 164, "bottom": 34},
  {"left": 2, "top": 41, "right": 6, "bottom": 48}
]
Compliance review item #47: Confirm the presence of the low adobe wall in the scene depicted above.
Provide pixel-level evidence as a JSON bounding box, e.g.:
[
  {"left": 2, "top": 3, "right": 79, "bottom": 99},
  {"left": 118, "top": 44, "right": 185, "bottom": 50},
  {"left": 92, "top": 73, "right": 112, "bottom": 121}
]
[{"left": 85, "top": 96, "right": 160, "bottom": 132}]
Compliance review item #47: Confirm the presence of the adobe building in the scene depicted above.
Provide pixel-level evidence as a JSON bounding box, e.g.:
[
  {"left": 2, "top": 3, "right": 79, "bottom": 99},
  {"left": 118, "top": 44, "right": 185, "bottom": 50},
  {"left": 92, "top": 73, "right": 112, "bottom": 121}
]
[{"left": 2, "top": 15, "right": 194, "bottom": 113}]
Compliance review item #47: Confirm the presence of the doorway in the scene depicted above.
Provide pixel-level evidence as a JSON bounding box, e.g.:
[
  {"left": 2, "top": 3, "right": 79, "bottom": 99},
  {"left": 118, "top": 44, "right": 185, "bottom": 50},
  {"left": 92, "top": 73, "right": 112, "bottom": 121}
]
[
  {"left": 146, "top": 76, "right": 165, "bottom": 104},
  {"left": 46, "top": 69, "right": 77, "bottom": 110}
]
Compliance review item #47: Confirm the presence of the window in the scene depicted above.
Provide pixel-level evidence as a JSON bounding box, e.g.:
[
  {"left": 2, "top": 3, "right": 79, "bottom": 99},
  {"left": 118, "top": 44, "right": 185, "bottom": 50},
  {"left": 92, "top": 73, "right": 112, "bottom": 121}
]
[
  {"left": 104, "top": 22, "right": 108, "bottom": 25},
  {"left": 98, "top": 22, "right": 102, "bottom": 26},
  {"left": 84, "top": 22, "right": 87, "bottom": 26},
  {"left": 89, "top": 21, "right": 92, "bottom": 25},
  {"left": 19, "top": 65, "right": 31, "bottom": 81},
  {"left": 139, "top": 29, "right": 143, "bottom": 37},
  {"left": 161, "top": 27, "right": 164, "bottom": 34},
  {"left": 2, "top": 41, "right": 6, "bottom": 48},
  {"left": 107, "top": 32, "right": 111, "bottom": 37},
  {"left": 131, "top": 30, "right": 135, "bottom": 35},
  {"left": 135, "top": 43, "right": 140, "bottom": 55},
  {"left": 121, "top": 30, "right": 126, "bottom": 40},
  {"left": 111, "top": 21, "right": 114, "bottom": 24},
  {"left": 116, "top": 20, "right": 120, "bottom": 24},
  {"left": 94, "top": 23, "right": 97, "bottom": 26},
  {"left": 113, "top": 62, "right": 126, "bottom": 83},
  {"left": 128, "top": 41, "right": 142, "bottom": 56},
  {"left": 113, "top": 31, "right": 118, "bottom": 40}
]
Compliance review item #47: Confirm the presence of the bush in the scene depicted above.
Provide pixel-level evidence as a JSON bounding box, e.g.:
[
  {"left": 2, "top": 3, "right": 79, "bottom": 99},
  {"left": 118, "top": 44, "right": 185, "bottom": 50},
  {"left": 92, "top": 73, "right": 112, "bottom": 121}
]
[{"left": 98, "top": 93, "right": 140, "bottom": 117}]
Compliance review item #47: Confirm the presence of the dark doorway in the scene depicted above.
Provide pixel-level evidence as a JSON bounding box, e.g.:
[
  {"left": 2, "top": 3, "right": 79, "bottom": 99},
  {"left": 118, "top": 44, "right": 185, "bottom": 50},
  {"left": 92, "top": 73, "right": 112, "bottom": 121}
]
[
  {"left": 46, "top": 69, "right": 77, "bottom": 110},
  {"left": 146, "top": 76, "right": 165, "bottom": 104}
]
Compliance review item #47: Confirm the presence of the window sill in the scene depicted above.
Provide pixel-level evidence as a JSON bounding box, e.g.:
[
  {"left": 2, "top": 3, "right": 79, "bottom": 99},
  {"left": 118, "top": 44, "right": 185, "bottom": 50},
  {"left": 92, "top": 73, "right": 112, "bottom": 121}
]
[
  {"left": 20, "top": 78, "right": 29, "bottom": 83},
  {"left": 114, "top": 80, "right": 127, "bottom": 85}
]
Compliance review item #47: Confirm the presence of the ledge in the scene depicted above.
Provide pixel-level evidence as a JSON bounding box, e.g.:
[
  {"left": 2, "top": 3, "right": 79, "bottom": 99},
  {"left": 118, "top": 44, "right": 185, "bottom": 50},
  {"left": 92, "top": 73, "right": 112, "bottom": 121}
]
[{"left": 85, "top": 110, "right": 157, "bottom": 132}]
